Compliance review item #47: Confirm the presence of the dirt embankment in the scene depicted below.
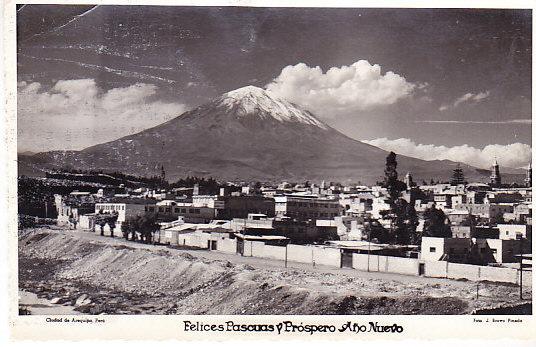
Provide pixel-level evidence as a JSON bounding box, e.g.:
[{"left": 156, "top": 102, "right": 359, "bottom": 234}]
[{"left": 18, "top": 229, "right": 531, "bottom": 315}]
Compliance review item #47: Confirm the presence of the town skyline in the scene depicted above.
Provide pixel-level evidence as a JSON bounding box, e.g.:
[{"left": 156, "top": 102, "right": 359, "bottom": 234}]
[{"left": 17, "top": 148, "right": 533, "bottom": 316}]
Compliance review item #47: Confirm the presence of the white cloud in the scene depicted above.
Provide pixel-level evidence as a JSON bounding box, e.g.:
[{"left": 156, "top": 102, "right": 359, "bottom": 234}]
[
  {"left": 17, "top": 79, "right": 188, "bottom": 152},
  {"left": 362, "top": 137, "right": 531, "bottom": 169},
  {"left": 417, "top": 119, "right": 531, "bottom": 125},
  {"left": 440, "top": 90, "right": 490, "bottom": 111},
  {"left": 265, "top": 60, "right": 417, "bottom": 117}
]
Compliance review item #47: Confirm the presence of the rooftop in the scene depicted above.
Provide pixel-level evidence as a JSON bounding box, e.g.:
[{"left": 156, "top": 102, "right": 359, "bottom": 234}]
[{"left": 235, "top": 233, "right": 288, "bottom": 241}]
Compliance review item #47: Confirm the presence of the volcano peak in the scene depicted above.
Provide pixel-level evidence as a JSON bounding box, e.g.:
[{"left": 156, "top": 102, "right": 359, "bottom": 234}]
[
  {"left": 217, "top": 85, "right": 328, "bottom": 129},
  {"left": 223, "top": 85, "right": 267, "bottom": 99}
]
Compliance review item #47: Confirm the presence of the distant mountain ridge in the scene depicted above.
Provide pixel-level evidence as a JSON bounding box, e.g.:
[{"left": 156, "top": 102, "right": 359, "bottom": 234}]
[{"left": 19, "top": 86, "right": 522, "bottom": 184}]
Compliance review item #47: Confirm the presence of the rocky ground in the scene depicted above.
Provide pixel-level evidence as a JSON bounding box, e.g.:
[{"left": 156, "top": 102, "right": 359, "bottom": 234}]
[{"left": 18, "top": 227, "right": 532, "bottom": 315}]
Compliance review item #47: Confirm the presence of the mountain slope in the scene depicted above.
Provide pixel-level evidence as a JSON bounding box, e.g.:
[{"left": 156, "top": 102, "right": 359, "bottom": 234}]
[{"left": 22, "top": 86, "right": 499, "bottom": 184}]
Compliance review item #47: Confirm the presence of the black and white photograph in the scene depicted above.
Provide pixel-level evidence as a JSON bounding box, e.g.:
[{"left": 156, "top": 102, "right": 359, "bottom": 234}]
[{"left": 12, "top": 3, "right": 533, "bottom": 321}]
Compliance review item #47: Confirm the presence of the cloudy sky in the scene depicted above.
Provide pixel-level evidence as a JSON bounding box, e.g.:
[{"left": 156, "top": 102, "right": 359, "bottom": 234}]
[{"left": 16, "top": 5, "right": 532, "bottom": 168}]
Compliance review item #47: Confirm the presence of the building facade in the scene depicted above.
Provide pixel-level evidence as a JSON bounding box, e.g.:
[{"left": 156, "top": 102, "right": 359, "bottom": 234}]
[{"left": 274, "top": 195, "right": 341, "bottom": 220}]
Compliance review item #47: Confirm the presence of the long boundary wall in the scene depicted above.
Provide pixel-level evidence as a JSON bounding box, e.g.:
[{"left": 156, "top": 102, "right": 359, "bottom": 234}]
[
  {"left": 352, "top": 253, "right": 420, "bottom": 276},
  {"left": 205, "top": 236, "right": 526, "bottom": 285},
  {"left": 262, "top": 245, "right": 286, "bottom": 260},
  {"left": 216, "top": 238, "right": 237, "bottom": 254},
  {"left": 423, "top": 260, "right": 522, "bottom": 284},
  {"left": 286, "top": 244, "right": 314, "bottom": 264},
  {"left": 424, "top": 260, "right": 447, "bottom": 278}
]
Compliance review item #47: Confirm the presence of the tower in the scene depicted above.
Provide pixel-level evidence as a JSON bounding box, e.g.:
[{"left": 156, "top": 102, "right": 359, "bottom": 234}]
[
  {"left": 404, "top": 172, "right": 414, "bottom": 189},
  {"left": 525, "top": 162, "right": 532, "bottom": 187},
  {"left": 160, "top": 164, "right": 166, "bottom": 181},
  {"left": 490, "top": 159, "right": 501, "bottom": 187},
  {"left": 450, "top": 163, "right": 465, "bottom": 185}
]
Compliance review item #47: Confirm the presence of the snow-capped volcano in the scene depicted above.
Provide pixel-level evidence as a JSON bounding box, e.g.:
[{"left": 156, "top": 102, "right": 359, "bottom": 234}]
[
  {"left": 22, "top": 85, "right": 493, "bottom": 183},
  {"left": 218, "top": 86, "right": 328, "bottom": 129}
]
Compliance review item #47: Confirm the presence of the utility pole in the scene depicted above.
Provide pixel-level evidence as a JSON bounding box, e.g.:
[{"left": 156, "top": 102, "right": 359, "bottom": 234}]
[
  {"left": 242, "top": 217, "right": 247, "bottom": 257},
  {"left": 519, "top": 236, "right": 523, "bottom": 300},
  {"left": 476, "top": 267, "right": 481, "bottom": 300},
  {"left": 367, "top": 223, "right": 371, "bottom": 272},
  {"left": 285, "top": 243, "right": 288, "bottom": 268}
]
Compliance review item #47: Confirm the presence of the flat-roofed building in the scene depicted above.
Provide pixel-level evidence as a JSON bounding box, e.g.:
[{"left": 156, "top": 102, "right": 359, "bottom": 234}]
[
  {"left": 154, "top": 200, "right": 218, "bottom": 223},
  {"left": 448, "top": 210, "right": 471, "bottom": 225},
  {"left": 497, "top": 224, "right": 531, "bottom": 240},
  {"left": 94, "top": 200, "right": 153, "bottom": 228},
  {"left": 220, "top": 195, "right": 275, "bottom": 219},
  {"left": 274, "top": 194, "right": 341, "bottom": 220},
  {"left": 433, "top": 193, "right": 455, "bottom": 209},
  {"left": 421, "top": 237, "right": 472, "bottom": 262},
  {"left": 192, "top": 195, "right": 225, "bottom": 209},
  {"left": 316, "top": 216, "right": 364, "bottom": 240},
  {"left": 453, "top": 203, "right": 513, "bottom": 220},
  {"left": 473, "top": 238, "right": 526, "bottom": 264},
  {"left": 451, "top": 225, "right": 472, "bottom": 238}
]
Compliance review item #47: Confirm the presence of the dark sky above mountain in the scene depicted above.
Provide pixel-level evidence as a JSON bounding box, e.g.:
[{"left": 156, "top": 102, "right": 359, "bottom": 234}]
[{"left": 15, "top": 5, "right": 532, "bottom": 168}]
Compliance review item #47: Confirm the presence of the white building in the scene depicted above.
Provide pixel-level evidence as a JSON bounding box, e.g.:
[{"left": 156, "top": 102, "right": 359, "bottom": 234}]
[
  {"left": 474, "top": 238, "right": 523, "bottom": 264},
  {"left": 370, "top": 197, "right": 391, "bottom": 219},
  {"left": 94, "top": 201, "right": 150, "bottom": 228},
  {"left": 497, "top": 224, "right": 530, "bottom": 240},
  {"left": 229, "top": 213, "right": 274, "bottom": 232},
  {"left": 316, "top": 216, "right": 364, "bottom": 240},
  {"left": 420, "top": 237, "right": 471, "bottom": 262}
]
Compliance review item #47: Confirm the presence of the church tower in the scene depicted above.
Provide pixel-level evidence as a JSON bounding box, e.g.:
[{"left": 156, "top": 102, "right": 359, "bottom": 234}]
[
  {"left": 525, "top": 162, "right": 532, "bottom": 187},
  {"left": 160, "top": 164, "right": 166, "bottom": 181},
  {"left": 490, "top": 159, "right": 501, "bottom": 187}
]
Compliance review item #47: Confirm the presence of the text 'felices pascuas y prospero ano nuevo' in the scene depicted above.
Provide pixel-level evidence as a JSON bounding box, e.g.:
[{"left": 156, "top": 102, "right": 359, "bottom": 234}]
[{"left": 183, "top": 321, "right": 404, "bottom": 335}]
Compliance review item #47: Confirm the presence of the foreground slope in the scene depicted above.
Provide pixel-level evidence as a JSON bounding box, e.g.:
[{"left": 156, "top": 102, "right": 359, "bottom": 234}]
[{"left": 19, "top": 228, "right": 532, "bottom": 315}]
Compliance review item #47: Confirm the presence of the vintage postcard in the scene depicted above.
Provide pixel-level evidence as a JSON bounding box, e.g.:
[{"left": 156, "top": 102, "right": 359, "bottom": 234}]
[{"left": 3, "top": 0, "right": 536, "bottom": 342}]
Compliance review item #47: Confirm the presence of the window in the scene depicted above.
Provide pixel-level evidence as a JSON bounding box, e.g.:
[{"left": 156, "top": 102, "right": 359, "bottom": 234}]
[
  {"left": 490, "top": 248, "right": 497, "bottom": 254},
  {"left": 430, "top": 247, "right": 436, "bottom": 253}
]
